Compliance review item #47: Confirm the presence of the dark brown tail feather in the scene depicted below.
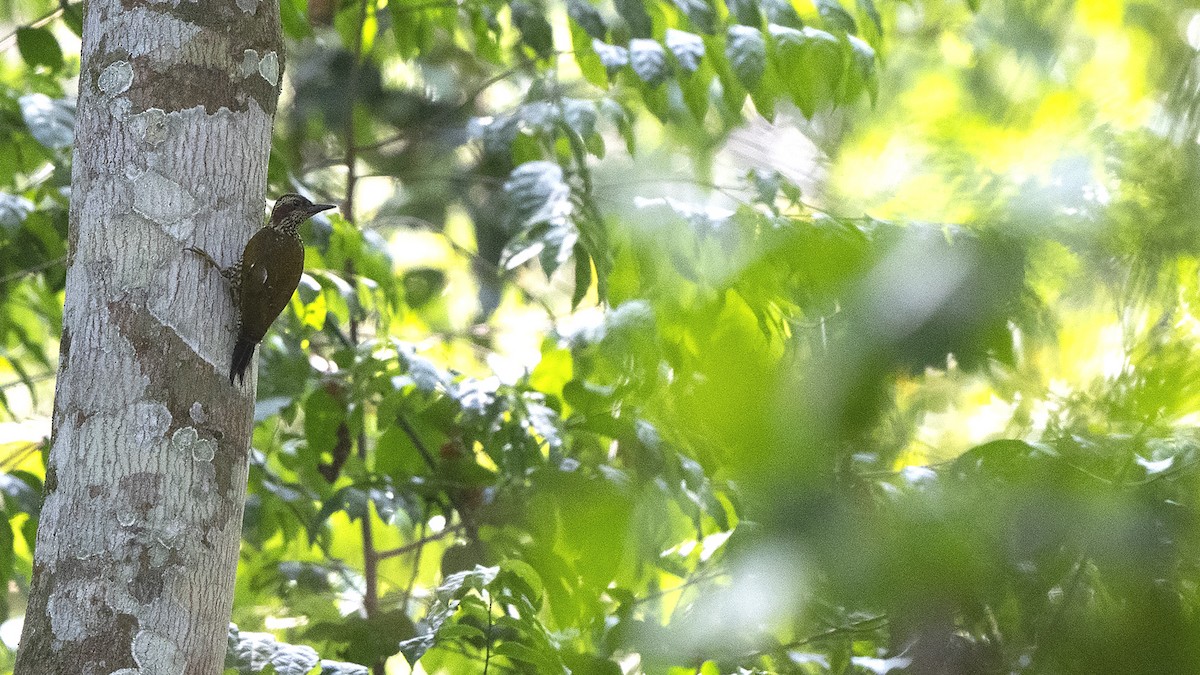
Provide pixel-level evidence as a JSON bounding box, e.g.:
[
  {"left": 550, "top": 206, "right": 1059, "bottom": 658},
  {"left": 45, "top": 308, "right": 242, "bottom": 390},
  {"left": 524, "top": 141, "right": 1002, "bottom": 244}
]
[{"left": 230, "top": 338, "right": 257, "bottom": 385}]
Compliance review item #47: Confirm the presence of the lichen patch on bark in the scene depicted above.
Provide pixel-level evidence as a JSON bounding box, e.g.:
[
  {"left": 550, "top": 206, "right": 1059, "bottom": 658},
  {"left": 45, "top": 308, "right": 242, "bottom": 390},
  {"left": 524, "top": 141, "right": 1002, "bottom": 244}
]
[
  {"left": 131, "top": 169, "right": 198, "bottom": 228},
  {"left": 133, "top": 629, "right": 186, "bottom": 674},
  {"left": 89, "top": 0, "right": 282, "bottom": 116},
  {"left": 99, "top": 61, "right": 134, "bottom": 95},
  {"left": 129, "top": 108, "right": 172, "bottom": 146}
]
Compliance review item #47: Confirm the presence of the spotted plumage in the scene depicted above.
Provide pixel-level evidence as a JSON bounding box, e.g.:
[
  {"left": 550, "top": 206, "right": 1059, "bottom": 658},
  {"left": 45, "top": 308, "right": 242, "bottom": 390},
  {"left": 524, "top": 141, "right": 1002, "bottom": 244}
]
[{"left": 186, "top": 193, "right": 337, "bottom": 385}]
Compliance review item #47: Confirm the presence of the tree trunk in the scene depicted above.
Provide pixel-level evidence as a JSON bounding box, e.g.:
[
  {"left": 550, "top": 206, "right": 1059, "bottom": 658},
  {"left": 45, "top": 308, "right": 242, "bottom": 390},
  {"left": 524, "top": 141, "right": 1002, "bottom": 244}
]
[{"left": 15, "top": 0, "right": 282, "bottom": 672}]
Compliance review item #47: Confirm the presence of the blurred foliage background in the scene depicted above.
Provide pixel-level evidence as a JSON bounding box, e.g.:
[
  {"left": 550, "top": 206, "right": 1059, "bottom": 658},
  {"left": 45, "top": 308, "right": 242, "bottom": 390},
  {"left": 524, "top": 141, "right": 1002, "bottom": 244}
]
[{"left": 4, "top": 0, "right": 1200, "bottom": 672}]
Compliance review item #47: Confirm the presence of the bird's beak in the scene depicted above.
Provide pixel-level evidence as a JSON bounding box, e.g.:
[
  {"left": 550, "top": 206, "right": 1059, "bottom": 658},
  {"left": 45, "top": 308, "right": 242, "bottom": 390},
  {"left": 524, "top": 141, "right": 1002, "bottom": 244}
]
[{"left": 310, "top": 203, "right": 337, "bottom": 215}]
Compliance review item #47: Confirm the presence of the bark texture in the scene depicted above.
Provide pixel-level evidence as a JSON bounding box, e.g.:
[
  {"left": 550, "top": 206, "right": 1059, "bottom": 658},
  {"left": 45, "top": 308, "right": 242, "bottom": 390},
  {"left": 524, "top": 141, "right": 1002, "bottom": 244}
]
[{"left": 15, "top": 0, "right": 282, "bottom": 672}]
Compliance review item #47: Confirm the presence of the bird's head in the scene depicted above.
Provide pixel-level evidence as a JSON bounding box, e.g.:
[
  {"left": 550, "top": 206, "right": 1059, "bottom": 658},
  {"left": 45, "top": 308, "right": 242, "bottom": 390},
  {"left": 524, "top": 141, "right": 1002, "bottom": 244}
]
[{"left": 269, "top": 193, "right": 337, "bottom": 236}]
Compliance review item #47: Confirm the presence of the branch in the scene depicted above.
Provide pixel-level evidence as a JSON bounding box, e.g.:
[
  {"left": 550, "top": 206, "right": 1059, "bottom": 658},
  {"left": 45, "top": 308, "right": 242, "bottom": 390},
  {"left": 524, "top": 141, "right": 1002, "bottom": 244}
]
[
  {"left": 345, "top": 66, "right": 524, "bottom": 157},
  {"left": 391, "top": 0, "right": 458, "bottom": 14},
  {"left": 0, "top": 371, "right": 55, "bottom": 391},
  {"left": 377, "top": 523, "right": 463, "bottom": 560},
  {"left": 395, "top": 412, "right": 438, "bottom": 471},
  {"left": 0, "top": 6, "right": 66, "bottom": 52},
  {"left": 0, "top": 256, "right": 67, "bottom": 287}
]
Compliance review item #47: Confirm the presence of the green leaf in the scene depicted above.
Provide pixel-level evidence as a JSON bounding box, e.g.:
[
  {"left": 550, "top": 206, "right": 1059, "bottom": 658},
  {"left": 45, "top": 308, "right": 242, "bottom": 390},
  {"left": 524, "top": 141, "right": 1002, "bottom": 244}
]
[
  {"left": 592, "top": 40, "right": 630, "bottom": 74},
  {"left": 572, "top": 243, "right": 592, "bottom": 307},
  {"left": 306, "top": 611, "right": 413, "bottom": 665},
  {"left": 439, "top": 565, "right": 500, "bottom": 599},
  {"left": 726, "top": 26, "right": 766, "bottom": 90},
  {"left": 599, "top": 99, "right": 636, "bottom": 154},
  {"left": 844, "top": 34, "right": 878, "bottom": 103},
  {"left": 725, "top": 0, "right": 760, "bottom": 27},
  {"left": 761, "top": 0, "right": 803, "bottom": 27},
  {"left": 402, "top": 267, "right": 447, "bottom": 308},
  {"left": 375, "top": 424, "right": 435, "bottom": 480},
  {"left": 0, "top": 471, "right": 43, "bottom": 517},
  {"left": 504, "top": 161, "right": 573, "bottom": 233},
  {"left": 666, "top": 29, "right": 705, "bottom": 73},
  {"left": 672, "top": 0, "right": 716, "bottom": 34},
  {"left": 817, "top": 0, "right": 857, "bottom": 33},
  {"left": 497, "top": 559, "right": 545, "bottom": 606},
  {"left": 0, "top": 194, "right": 34, "bottom": 233},
  {"left": 567, "top": 0, "right": 607, "bottom": 39},
  {"left": 303, "top": 388, "right": 348, "bottom": 459},
  {"left": 279, "top": 0, "right": 313, "bottom": 38},
  {"left": 313, "top": 486, "right": 371, "bottom": 530},
  {"left": 436, "top": 622, "right": 487, "bottom": 642},
  {"left": 571, "top": 22, "right": 609, "bottom": 86},
  {"left": 62, "top": 3, "right": 84, "bottom": 36},
  {"left": 561, "top": 98, "right": 599, "bottom": 140},
  {"left": 614, "top": 0, "right": 653, "bottom": 38},
  {"left": 16, "top": 27, "right": 63, "bottom": 70},
  {"left": 857, "top": 0, "right": 882, "bottom": 34},
  {"left": 269, "top": 644, "right": 320, "bottom": 675},
  {"left": 19, "top": 94, "right": 74, "bottom": 149},
  {"left": 770, "top": 25, "right": 842, "bottom": 117},
  {"left": 511, "top": 2, "right": 555, "bottom": 59},
  {"left": 629, "top": 39, "right": 669, "bottom": 86},
  {"left": 492, "top": 641, "right": 566, "bottom": 673},
  {"left": 468, "top": 7, "right": 503, "bottom": 63}
]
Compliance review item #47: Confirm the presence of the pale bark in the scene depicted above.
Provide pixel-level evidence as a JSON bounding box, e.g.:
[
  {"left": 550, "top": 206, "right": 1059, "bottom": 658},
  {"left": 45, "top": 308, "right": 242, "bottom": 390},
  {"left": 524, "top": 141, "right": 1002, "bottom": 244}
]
[{"left": 15, "top": 0, "right": 282, "bottom": 672}]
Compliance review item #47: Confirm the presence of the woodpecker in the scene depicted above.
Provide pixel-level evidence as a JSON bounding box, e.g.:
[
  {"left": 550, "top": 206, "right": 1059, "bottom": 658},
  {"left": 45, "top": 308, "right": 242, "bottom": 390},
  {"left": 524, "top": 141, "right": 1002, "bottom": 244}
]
[{"left": 186, "top": 193, "right": 336, "bottom": 385}]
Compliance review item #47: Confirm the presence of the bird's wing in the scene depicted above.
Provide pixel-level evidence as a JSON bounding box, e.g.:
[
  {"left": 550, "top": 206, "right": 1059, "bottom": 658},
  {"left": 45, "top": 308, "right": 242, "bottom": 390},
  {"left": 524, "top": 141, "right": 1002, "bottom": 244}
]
[{"left": 238, "top": 228, "right": 305, "bottom": 343}]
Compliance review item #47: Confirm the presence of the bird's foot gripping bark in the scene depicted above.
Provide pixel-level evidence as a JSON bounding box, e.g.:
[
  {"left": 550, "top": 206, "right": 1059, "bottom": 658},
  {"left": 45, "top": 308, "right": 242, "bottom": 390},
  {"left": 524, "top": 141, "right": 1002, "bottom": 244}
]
[{"left": 184, "top": 246, "right": 238, "bottom": 284}]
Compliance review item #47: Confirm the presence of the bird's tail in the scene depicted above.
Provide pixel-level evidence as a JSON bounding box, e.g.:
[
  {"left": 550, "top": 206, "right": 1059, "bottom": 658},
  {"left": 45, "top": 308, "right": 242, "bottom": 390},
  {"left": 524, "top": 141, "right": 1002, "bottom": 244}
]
[{"left": 230, "top": 338, "right": 257, "bottom": 385}]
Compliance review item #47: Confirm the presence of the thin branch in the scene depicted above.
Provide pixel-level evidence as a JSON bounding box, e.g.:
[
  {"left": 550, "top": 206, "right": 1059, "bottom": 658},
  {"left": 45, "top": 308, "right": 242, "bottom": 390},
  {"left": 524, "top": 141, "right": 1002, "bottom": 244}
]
[
  {"left": 0, "top": 440, "right": 42, "bottom": 472},
  {"left": 377, "top": 522, "right": 462, "bottom": 560},
  {"left": 344, "top": 7, "right": 378, "bottom": 663},
  {"left": 776, "top": 614, "right": 889, "bottom": 651},
  {"left": 628, "top": 570, "right": 726, "bottom": 607},
  {"left": 342, "top": 0, "right": 369, "bottom": 225},
  {"left": 395, "top": 412, "right": 438, "bottom": 471},
  {"left": 483, "top": 593, "right": 494, "bottom": 675},
  {"left": 0, "top": 6, "right": 66, "bottom": 52},
  {"left": 395, "top": 517, "right": 429, "bottom": 614},
  {"left": 391, "top": 0, "right": 458, "bottom": 14},
  {"left": 730, "top": 613, "right": 891, "bottom": 668},
  {"left": 350, "top": 66, "right": 524, "bottom": 156},
  {"left": 382, "top": 212, "right": 560, "bottom": 322},
  {"left": 0, "top": 256, "right": 67, "bottom": 287},
  {"left": 0, "top": 371, "right": 55, "bottom": 391}
]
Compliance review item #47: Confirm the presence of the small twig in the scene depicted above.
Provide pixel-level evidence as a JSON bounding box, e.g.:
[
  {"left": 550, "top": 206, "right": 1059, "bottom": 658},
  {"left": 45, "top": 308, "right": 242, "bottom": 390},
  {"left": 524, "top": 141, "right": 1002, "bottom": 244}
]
[
  {"left": 0, "top": 371, "right": 55, "bottom": 391},
  {"left": 386, "top": 212, "right": 560, "bottom": 321},
  {"left": 740, "top": 613, "right": 889, "bottom": 665},
  {"left": 395, "top": 412, "right": 438, "bottom": 470},
  {"left": 0, "top": 256, "right": 67, "bottom": 287},
  {"left": 395, "top": 517, "right": 429, "bottom": 614},
  {"left": 392, "top": 0, "right": 458, "bottom": 13},
  {"left": 0, "top": 440, "right": 42, "bottom": 472},
  {"left": 628, "top": 570, "right": 726, "bottom": 607},
  {"left": 482, "top": 593, "right": 494, "bottom": 675},
  {"left": 377, "top": 522, "right": 462, "bottom": 560},
  {"left": 342, "top": 0, "right": 370, "bottom": 225},
  {"left": 350, "top": 66, "right": 524, "bottom": 157},
  {"left": 340, "top": 10, "right": 381, "bottom": 643},
  {"left": 0, "top": 6, "right": 65, "bottom": 52}
]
